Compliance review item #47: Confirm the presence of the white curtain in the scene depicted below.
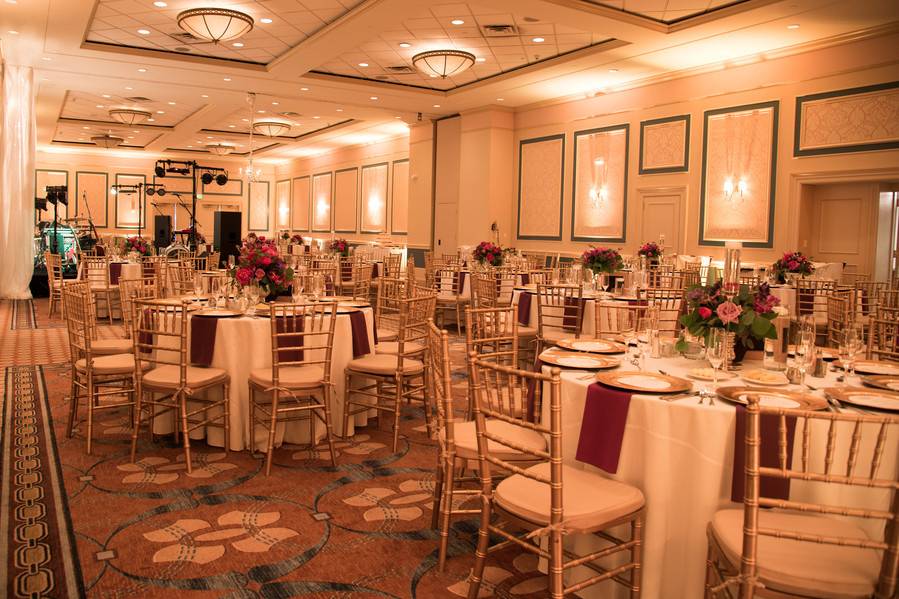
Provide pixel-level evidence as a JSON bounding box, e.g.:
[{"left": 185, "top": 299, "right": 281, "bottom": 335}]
[{"left": 0, "top": 64, "right": 36, "bottom": 299}]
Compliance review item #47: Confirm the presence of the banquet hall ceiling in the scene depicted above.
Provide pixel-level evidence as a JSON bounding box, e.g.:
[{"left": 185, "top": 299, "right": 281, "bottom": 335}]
[{"left": 3, "top": 0, "right": 897, "bottom": 161}]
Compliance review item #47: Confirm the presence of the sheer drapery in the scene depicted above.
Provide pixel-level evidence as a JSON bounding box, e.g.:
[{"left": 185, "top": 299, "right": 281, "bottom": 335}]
[{"left": 0, "top": 64, "right": 36, "bottom": 299}]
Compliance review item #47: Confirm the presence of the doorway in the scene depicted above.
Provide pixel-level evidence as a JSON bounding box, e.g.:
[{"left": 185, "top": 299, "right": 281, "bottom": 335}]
[{"left": 638, "top": 187, "right": 684, "bottom": 254}]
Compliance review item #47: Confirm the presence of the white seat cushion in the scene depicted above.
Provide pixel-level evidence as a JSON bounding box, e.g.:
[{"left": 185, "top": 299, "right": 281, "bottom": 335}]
[
  {"left": 443, "top": 419, "right": 546, "bottom": 460},
  {"left": 347, "top": 353, "right": 424, "bottom": 375},
  {"left": 142, "top": 365, "right": 228, "bottom": 390},
  {"left": 91, "top": 338, "right": 133, "bottom": 355},
  {"left": 542, "top": 329, "right": 592, "bottom": 343},
  {"left": 374, "top": 341, "right": 425, "bottom": 355},
  {"left": 378, "top": 327, "right": 398, "bottom": 342},
  {"left": 75, "top": 353, "right": 141, "bottom": 375},
  {"left": 437, "top": 293, "right": 468, "bottom": 303},
  {"left": 710, "top": 508, "right": 880, "bottom": 598},
  {"left": 249, "top": 365, "right": 325, "bottom": 389},
  {"left": 495, "top": 462, "right": 644, "bottom": 533}
]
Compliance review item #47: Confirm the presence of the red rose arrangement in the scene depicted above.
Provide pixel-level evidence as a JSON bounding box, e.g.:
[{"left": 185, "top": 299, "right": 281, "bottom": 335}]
[
  {"left": 473, "top": 241, "right": 503, "bottom": 266},
  {"left": 677, "top": 281, "right": 780, "bottom": 351},
  {"left": 581, "top": 246, "right": 623, "bottom": 274},
  {"left": 290, "top": 234, "right": 304, "bottom": 244},
  {"left": 231, "top": 236, "right": 293, "bottom": 296},
  {"left": 329, "top": 238, "right": 349, "bottom": 257},
  {"left": 124, "top": 236, "right": 151, "bottom": 256},
  {"left": 771, "top": 251, "right": 814, "bottom": 283},
  {"left": 638, "top": 241, "right": 662, "bottom": 260}
]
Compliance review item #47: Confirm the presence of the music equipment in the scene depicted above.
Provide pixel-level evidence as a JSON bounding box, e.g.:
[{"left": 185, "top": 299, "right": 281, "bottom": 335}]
[
  {"left": 154, "top": 215, "right": 172, "bottom": 249},
  {"left": 214, "top": 211, "right": 241, "bottom": 267}
]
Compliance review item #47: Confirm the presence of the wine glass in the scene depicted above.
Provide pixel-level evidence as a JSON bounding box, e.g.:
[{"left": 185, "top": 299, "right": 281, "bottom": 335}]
[
  {"left": 793, "top": 333, "right": 814, "bottom": 386},
  {"left": 292, "top": 277, "right": 305, "bottom": 304},
  {"left": 193, "top": 274, "right": 204, "bottom": 302},
  {"left": 636, "top": 316, "right": 653, "bottom": 371},
  {"left": 704, "top": 329, "right": 726, "bottom": 405},
  {"left": 245, "top": 285, "right": 261, "bottom": 317},
  {"left": 226, "top": 255, "right": 236, "bottom": 271},
  {"left": 837, "top": 331, "right": 853, "bottom": 388},
  {"left": 619, "top": 314, "right": 639, "bottom": 368},
  {"left": 311, "top": 274, "right": 324, "bottom": 301},
  {"left": 845, "top": 323, "right": 864, "bottom": 383}
]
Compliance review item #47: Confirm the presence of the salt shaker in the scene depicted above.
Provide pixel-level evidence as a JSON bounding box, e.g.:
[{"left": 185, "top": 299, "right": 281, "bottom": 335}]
[{"left": 812, "top": 349, "right": 827, "bottom": 378}]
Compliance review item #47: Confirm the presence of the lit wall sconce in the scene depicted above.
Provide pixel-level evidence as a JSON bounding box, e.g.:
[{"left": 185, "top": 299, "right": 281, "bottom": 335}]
[
  {"left": 316, "top": 199, "right": 328, "bottom": 216},
  {"left": 590, "top": 157, "right": 608, "bottom": 209},
  {"left": 723, "top": 176, "right": 748, "bottom": 202},
  {"left": 589, "top": 184, "right": 608, "bottom": 208}
]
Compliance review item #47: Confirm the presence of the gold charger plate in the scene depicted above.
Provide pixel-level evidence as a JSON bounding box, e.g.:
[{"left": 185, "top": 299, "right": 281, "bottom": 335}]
[
  {"left": 338, "top": 301, "right": 371, "bottom": 308},
  {"left": 193, "top": 308, "right": 242, "bottom": 318},
  {"left": 555, "top": 338, "right": 626, "bottom": 354},
  {"left": 833, "top": 360, "right": 899, "bottom": 376},
  {"left": 318, "top": 295, "right": 355, "bottom": 302},
  {"left": 687, "top": 367, "right": 735, "bottom": 382},
  {"left": 740, "top": 368, "right": 790, "bottom": 386},
  {"left": 824, "top": 387, "right": 899, "bottom": 412},
  {"left": 861, "top": 375, "right": 899, "bottom": 393},
  {"left": 539, "top": 350, "right": 620, "bottom": 370},
  {"left": 595, "top": 371, "right": 691, "bottom": 394},
  {"left": 716, "top": 386, "right": 827, "bottom": 411}
]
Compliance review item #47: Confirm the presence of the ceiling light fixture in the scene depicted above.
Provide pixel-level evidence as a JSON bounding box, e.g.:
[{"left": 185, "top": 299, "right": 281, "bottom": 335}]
[
  {"left": 233, "top": 41, "right": 244, "bottom": 47},
  {"left": 154, "top": 1, "right": 167, "bottom": 6},
  {"left": 109, "top": 108, "right": 152, "bottom": 125},
  {"left": 532, "top": 37, "right": 545, "bottom": 43},
  {"left": 92, "top": 134, "right": 125, "bottom": 148},
  {"left": 201, "top": 94, "right": 209, "bottom": 98},
  {"left": 358, "top": 62, "right": 369, "bottom": 67},
  {"left": 177, "top": 7, "right": 253, "bottom": 43},
  {"left": 412, "top": 49, "right": 476, "bottom": 78},
  {"left": 369, "top": 96, "right": 378, "bottom": 100},
  {"left": 475, "top": 57, "right": 486, "bottom": 62},
  {"left": 137, "top": 67, "right": 147, "bottom": 72},
  {"left": 252, "top": 119, "right": 291, "bottom": 137},
  {"left": 787, "top": 23, "right": 800, "bottom": 29},
  {"left": 206, "top": 143, "right": 235, "bottom": 155},
  {"left": 300, "top": 86, "right": 309, "bottom": 91},
  {"left": 399, "top": 42, "right": 411, "bottom": 48},
  {"left": 260, "top": 17, "right": 272, "bottom": 24},
  {"left": 223, "top": 77, "right": 231, "bottom": 81},
  {"left": 137, "top": 29, "right": 150, "bottom": 35},
  {"left": 451, "top": 19, "right": 464, "bottom": 25}
]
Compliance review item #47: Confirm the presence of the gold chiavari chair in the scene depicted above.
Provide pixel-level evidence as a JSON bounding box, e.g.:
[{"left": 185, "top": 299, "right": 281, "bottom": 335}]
[
  {"left": 249, "top": 303, "right": 339, "bottom": 475},
  {"left": 470, "top": 273, "right": 497, "bottom": 309},
  {"left": 739, "top": 276, "right": 761, "bottom": 291},
  {"left": 204, "top": 251, "right": 221, "bottom": 270},
  {"left": 441, "top": 253, "right": 463, "bottom": 267},
  {"left": 348, "top": 259, "right": 373, "bottom": 301},
  {"left": 168, "top": 261, "right": 197, "bottom": 296},
  {"left": 335, "top": 256, "right": 356, "bottom": 295},
  {"left": 344, "top": 291, "right": 436, "bottom": 451},
  {"left": 594, "top": 301, "right": 650, "bottom": 340},
  {"left": 130, "top": 299, "right": 231, "bottom": 472},
  {"left": 867, "top": 308, "right": 899, "bottom": 362},
  {"left": 81, "top": 254, "right": 119, "bottom": 324},
  {"left": 641, "top": 287, "right": 684, "bottom": 337},
  {"left": 878, "top": 289, "right": 899, "bottom": 310},
  {"left": 705, "top": 395, "right": 898, "bottom": 599},
  {"left": 435, "top": 264, "right": 469, "bottom": 332},
  {"left": 62, "top": 282, "right": 140, "bottom": 454},
  {"left": 45, "top": 251, "right": 72, "bottom": 317},
  {"left": 536, "top": 284, "right": 586, "bottom": 353},
  {"left": 855, "top": 280, "right": 887, "bottom": 318},
  {"left": 383, "top": 253, "right": 402, "bottom": 278},
  {"left": 466, "top": 356, "right": 646, "bottom": 599},
  {"left": 825, "top": 291, "right": 852, "bottom": 348},
  {"left": 374, "top": 277, "right": 405, "bottom": 343},
  {"left": 795, "top": 279, "right": 836, "bottom": 340},
  {"left": 118, "top": 277, "right": 157, "bottom": 340},
  {"left": 470, "top": 281, "right": 537, "bottom": 367}
]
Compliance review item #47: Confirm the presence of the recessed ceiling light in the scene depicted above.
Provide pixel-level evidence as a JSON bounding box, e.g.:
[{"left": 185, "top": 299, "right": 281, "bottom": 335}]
[
  {"left": 153, "top": 1, "right": 167, "bottom": 6},
  {"left": 532, "top": 37, "right": 545, "bottom": 43},
  {"left": 201, "top": 94, "right": 208, "bottom": 98},
  {"left": 232, "top": 42, "right": 244, "bottom": 47},
  {"left": 260, "top": 17, "right": 272, "bottom": 24},
  {"left": 82, "top": 126, "right": 89, "bottom": 130},
  {"left": 241, "top": 118, "right": 249, "bottom": 122},
  {"left": 370, "top": 96, "right": 378, "bottom": 100},
  {"left": 608, "top": 68, "right": 618, "bottom": 73},
  {"left": 156, "top": 110, "right": 165, "bottom": 114},
  {"left": 102, "top": 94, "right": 111, "bottom": 98},
  {"left": 496, "top": 97, "right": 504, "bottom": 102},
  {"left": 433, "top": 104, "right": 441, "bottom": 108},
  {"left": 41, "top": 56, "right": 52, "bottom": 61},
  {"left": 336, "top": 108, "right": 343, "bottom": 112},
  {"left": 167, "top": 101, "right": 175, "bottom": 105},
  {"left": 451, "top": 19, "right": 464, "bottom": 25},
  {"left": 127, "top": 136, "right": 134, "bottom": 139},
  {"left": 358, "top": 62, "right": 369, "bottom": 67},
  {"left": 228, "top": 124, "right": 236, "bottom": 128},
  {"left": 300, "top": 87, "right": 309, "bottom": 91},
  {"left": 147, "top": 118, "right": 155, "bottom": 122},
  {"left": 223, "top": 77, "right": 231, "bottom": 81},
  {"left": 124, "top": 86, "right": 133, "bottom": 90},
  {"left": 399, "top": 42, "right": 411, "bottom": 48},
  {"left": 395, "top": 116, "right": 401, "bottom": 119},
  {"left": 475, "top": 57, "right": 486, "bottom": 62},
  {"left": 137, "top": 67, "right": 147, "bottom": 72},
  {"left": 257, "top": 109, "right": 265, "bottom": 113},
  {"left": 787, "top": 23, "right": 800, "bottom": 29},
  {"left": 206, "top": 136, "right": 213, "bottom": 139},
  {"left": 7, "top": 30, "right": 19, "bottom": 35},
  {"left": 5, "top": 0, "right": 17, "bottom": 4},
  {"left": 95, "top": 104, "right": 104, "bottom": 108},
  {"left": 313, "top": 115, "right": 320, "bottom": 119},
  {"left": 187, "top": 145, "right": 192, "bottom": 148},
  {"left": 272, "top": 101, "right": 279, "bottom": 105},
  {"left": 137, "top": 29, "right": 150, "bottom": 35}
]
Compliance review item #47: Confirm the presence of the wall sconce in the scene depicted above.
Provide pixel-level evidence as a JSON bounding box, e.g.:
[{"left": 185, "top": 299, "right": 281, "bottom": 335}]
[
  {"left": 590, "top": 157, "right": 608, "bottom": 209},
  {"left": 316, "top": 199, "right": 328, "bottom": 216},
  {"left": 723, "top": 176, "right": 748, "bottom": 202},
  {"left": 589, "top": 185, "right": 608, "bottom": 208}
]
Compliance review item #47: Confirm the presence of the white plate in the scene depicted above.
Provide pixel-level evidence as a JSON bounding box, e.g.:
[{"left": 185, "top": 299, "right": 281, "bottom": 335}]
[
  {"left": 839, "top": 392, "right": 899, "bottom": 411},
  {"left": 556, "top": 356, "right": 606, "bottom": 368},
  {"left": 688, "top": 368, "right": 735, "bottom": 381},
  {"left": 616, "top": 375, "right": 672, "bottom": 390},
  {"left": 194, "top": 308, "right": 241, "bottom": 318},
  {"left": 741, "top": 370, "right": 789, "bottom": 386},
  {"left": 570, "top": 340, "right": 619, "bottom": 352},
  {"left": 755, "top": 394, "right": 801, "bottom": 409},
  {"left": 854, "top": 361, "right": 899, "bottom": 375}
]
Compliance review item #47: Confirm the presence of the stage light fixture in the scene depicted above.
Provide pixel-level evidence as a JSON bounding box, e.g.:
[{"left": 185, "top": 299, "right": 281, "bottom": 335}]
[
  {"left": 201, "top": 172, "right": 214, "bottom": 185},
  {"left": 155, "top": 164, "right": 166, "bottom": 177},
  {"left": 157, "top": 188, "right": 167, "bottom": 197},
  {"left": 215, "top": 173, "right": 228, "bottom": 186},
  {"left": 146, "top": 187, "right": 156, "bottom": 196}
]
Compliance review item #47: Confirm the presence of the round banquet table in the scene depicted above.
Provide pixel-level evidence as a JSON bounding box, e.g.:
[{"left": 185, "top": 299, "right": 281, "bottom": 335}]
[
  {"left": 513, "top": 288, "right": 642, "bottom": 337},
  {"left": 537, "top": 355, "right": 898, "bottom": 599},
  {"left": 149, "top": 306, "right": 377, "bottom": 452}
]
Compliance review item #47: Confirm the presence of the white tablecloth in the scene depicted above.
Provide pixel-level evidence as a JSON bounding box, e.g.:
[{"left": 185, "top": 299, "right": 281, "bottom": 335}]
[
  {"left": 539, "top": 356, "right": 897, "bottom": 599},
  {"left": 513, "top": 289, "right": 643, "bottom": 337},
  {"left": 150, "top": 307, "right": 376, "bottom": 451}
]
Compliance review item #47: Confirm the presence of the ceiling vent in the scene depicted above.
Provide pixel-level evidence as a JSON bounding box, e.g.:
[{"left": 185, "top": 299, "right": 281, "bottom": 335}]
[
  {"left": 124, "top": 96, "right": 153, "bottom": 103},
  {"left": 385, "top": 65, "right": 416, "bottom": 74},
  {"left": 168, "top": 32, "right": 202, "bottom": 44},
  {"left": 482, "top": 24, "right": 517, "bottom": 37},
  {"left": 279, "top": 111, "right": 300, "bottom": 117},
  {"left": 174, "top": 46, "right": 192, "bottom": 52}
]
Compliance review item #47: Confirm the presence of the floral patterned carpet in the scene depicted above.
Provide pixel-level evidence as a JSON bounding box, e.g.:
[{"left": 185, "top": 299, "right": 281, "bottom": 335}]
[{"left": 1, "top": 298, "right": 552, "bottom": 598}]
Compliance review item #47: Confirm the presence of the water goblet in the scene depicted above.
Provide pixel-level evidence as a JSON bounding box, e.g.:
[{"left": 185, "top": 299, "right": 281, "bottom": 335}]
[{"left": 704, "top": 329, "right": 726, "bottom": 405}]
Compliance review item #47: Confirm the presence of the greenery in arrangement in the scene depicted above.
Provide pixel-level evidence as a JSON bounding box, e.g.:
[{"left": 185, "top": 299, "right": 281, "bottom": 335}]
[
  {"left": 581, "top": 246, "right": 623, "bottom": 274},
  {"left": 638, "top": 241, "right": 662, "bottom": 260},
  {"left": 329, "top": 238, "right": 350, "bottom": 256},
  {"left": 771, "top": 251, "right": 814, "bottom": 283},
  {"left": 473, "top": 241, "right": 504, "bottom": 266},
  {"left": 676, "top": 281, "right": 780, "bottom": 351},
  {"left": 232, "top": 236, "right": 294, "bottom": 295}
]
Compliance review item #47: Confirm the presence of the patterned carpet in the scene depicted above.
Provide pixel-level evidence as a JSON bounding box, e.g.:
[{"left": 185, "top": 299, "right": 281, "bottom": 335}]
[{"left": 1, "top": 298, "right": 553, "bottom": 598}]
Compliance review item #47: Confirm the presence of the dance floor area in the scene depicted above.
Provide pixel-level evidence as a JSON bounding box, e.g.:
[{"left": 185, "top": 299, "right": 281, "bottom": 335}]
[{"left": 1, "top": 298, "right": 548, "bottom": 599}]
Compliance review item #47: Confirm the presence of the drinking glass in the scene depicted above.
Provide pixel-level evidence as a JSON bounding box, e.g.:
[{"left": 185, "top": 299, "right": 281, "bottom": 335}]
[
  {"left": 226, "top": 255, "right": 236, "bottom": 271},
  {"left": 245, "top": 285, "right": 261, "bottom": 317},
  {"left": 845, "top": 323, "right": 864, "bottom": 382},
  {"left": 292, "top": 278, "right": 305, "bottom": 304},
  {"left": 311, "top": 274, "right": 324, "bottom": 301},
  {"left": 636, "top": 316, "right": 653, "bottom": 371},
  {"left": 210, "top": 278, "right": 223, "bottom": 307},
  {"left": 704, "top": 329, "right": 726, "bottom": 404},
  {"left": 837, "top": 332, "right": 853, "bottom": 388},
  {"left": 193, "top": 275, "right": 204, "bottom": 302},
  {"left": 793, "top": 330, "right": 815, "bottom": 385}
]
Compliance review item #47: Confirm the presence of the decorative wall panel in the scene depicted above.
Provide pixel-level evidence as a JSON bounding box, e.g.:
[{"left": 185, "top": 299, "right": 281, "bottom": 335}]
[
  {"left": 361, "top": 163, "right": 388, "bottom": 233},
  {"left": 35, "top": 169, "right": 69, "bottom": 224},
  {"left": 312, "top": 172, "right": 333, "bottom": 232},
  {"left": 334, "top": 167, "right": 359, "bottom": 233},
  {"left": 291, "top": 176, "right": 310, "bottom": 231},
  {"left": 639, "top": 115, "right": 689, "bottom": 174},
  {"left": 700, "top": 101, "right": 778, "bottom": 247},
  {"left": 517, "top": 135, "right": 564, "bottom": 240},
  {"left": 391, "top": 159, "right": 409, "bottom": 235},
  {"left": 155, "top": 174, "right": 193, "bottom": 194},
  {"left": 571, "top": 124, "right": 629, "bottom": 242},
  {"left": 114, "top": 173, "right": 146, "bottom": 229},
  {"left": 201, "top": 177, "right": 243, "bottom": 196},
  {"left": 795, "top": 81, "right": 899, "bottom": 156},
  {"left": 248, "top": 181, "right": 270, "bottom": 232},
  {"left": 75, "top": 171, "right": 108, "bottom": 228},
  {"left": 275, "top": 179, "right": 291, "bottom": 229}
]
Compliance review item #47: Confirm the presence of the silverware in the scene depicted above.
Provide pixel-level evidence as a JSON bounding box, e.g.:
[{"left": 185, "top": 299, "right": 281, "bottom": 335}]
[
  {"left": 661, "top": 392, "right": 697, "bottom": 402},
  {"left": 826, "top": 395, "right": 842, "bottom": 413},
  {"left": 657, "top": 369, "right": 669, "bottom": 376}
]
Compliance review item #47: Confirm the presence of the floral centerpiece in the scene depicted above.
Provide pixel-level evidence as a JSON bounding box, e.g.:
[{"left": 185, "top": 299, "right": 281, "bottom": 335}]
[
  {"left": 329, "top": 238, "right": 350, "bottom": 257},
  {"left": 232, "top": 236, "right": 294, "bottom": 298},
  {"left": 771, "top": 251, "right": 814, "bottom": 283},
  {"left": 581, "top": 246, "right": 623, "bottom": 274},
  {"left": 676, "top": 281, "right": 780, "bottom": 360},
  {"left": 281, "top": 231, "right": 290, "bottom": 241},
  {"left": 124, "top": 236, "right": 151, "bottom": 256},
  {"left": 638, "top": 241, "right": 662, "bottom": 261},
  {"left": 290, "top": 234, "right": 304, "bottom": 244},
  {"left": 473, "top": 241, "right": 503, "bottom": 267}
]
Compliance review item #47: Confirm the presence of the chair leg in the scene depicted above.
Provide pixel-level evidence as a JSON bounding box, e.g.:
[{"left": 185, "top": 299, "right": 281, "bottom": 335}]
[
  {"left": 430, "top": 453, "right": 444, "bottom": 529},
  {"left": 466, "top": 493, "right": 492, "bottom": 599},
  {"left": 549, "top": 525, "right": 564, "bottom": 599},
  {"left": 249, "top": 384, "right": 256, "bottom": 454},
  {"left": 130, "top": 384, "right": 143, "bottom": 463},
  {"left": 67, "top": 371, "right": 79, "bottom": 439},
  {"left": 437, "top": 455, "right": 456, "bottom": 571},
  {"left": 222, "top": 382, "right": 230, "bottom": 454},
  {"left": 391, "top": 375, "right": 403, "bottom": 453},
  {"left": 342, "top": 372, "right": 352, "bottom": 439},
  {"left": 105, "top": 291, "right": 114, "bottom": 324},
  {"left": 322, "top": 386, "right": 337, "bottom": 468},
  {"left": 421, "top": 371, "right": 434, "bottom": 440},
  {"left": 85, "top": 374, "right": 95, "bottom": 455},
  {"left": 264, "top": 390, "right": 280, "bottom": 476},
  {"left": 630, "top": 514, "right": 644, "bottom": 598},
  {"left": 179, "top": 390, "right": 192, "bottom": 474}
]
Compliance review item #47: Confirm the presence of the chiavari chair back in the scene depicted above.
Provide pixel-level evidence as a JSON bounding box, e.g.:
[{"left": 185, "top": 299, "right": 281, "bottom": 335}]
[
  {"left": 434, "top": 264, "right": 469, "bottom": 331},
  {"left": 383, "top": 253, "right": 402, "bottom": 278},
  {"left": 470, "top": 273, "right": 498, "bottom": 308},
  {"left": 81, "top": 254, "right": 118, "bottom": 324},
  {"left": 855, "top": 281, "right": 887, "bottom": 317},
  {"left": 705, "top": 395, "right": 898, "bottom": 599},
  {"left": 349, "top": 259, "right": 373, "bottom": 300},
  {"left": 536, "top": 284, "right": 586, "bottom": 352},
  {"left": 465, "top": 306, "right": 519, "bottom": 368},
  {"left": 879, "top": 289, "right": 899, "bottom": 310},
  {"left": 825, "top": 291, "right": 852, "bottom": 348},
  {"left": 45, "top": 251, "right": 66, "bottom": 317},
  {"left": 795, "top": 279, "right": 836, "bottom": 336},
  {"left": 118, "top": 277, "right": 158, "bottom": 339},
  {"left": 467, "top": 356, "right": 645, "bottom": 598},
  {"left": 168, "top": 260, "right": 196, "bottom": 296},
  {"left": 204, "top": 251, "right": 221, "bottom": 270},
  {"left": 676, "top": 269, "right": 701, "bottom": 289},
  {"left": 528, "top": 269, "right": 552, "bottom": 286},
  {"left": 640, "top": 287, "right": 683, "bottom": 336},
  {"left": 594, "top": 301, "right": 650, "bottom": 340},
  {"left": 868, "top": 307, "right": 899, "bottom": 362},
  {"left": 375, "top": 277, "right": 405, "bottom": 342}
]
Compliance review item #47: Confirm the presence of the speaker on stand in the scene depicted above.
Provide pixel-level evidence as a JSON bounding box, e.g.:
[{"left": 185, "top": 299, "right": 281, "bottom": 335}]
[
  {"left": 154, "top": 215, "right": 172, "bottom": 250},
  {"left": 214, "top": 211, "right": 242, "bottom": 268}
]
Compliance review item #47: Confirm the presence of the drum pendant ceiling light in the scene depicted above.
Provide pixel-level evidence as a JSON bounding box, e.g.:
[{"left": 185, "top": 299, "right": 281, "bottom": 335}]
[
  {"left": 92, "top": 134, "right": 125, "bottom": 148},
  {"left": 252, "top": 120, "right": 291, "bottom": 137},
  {"left": 206, "top": 143, "right": 235, "bottom": 155},
  {"left": 109, "top": 108, "right": 152, "bottom": 125},
  {"left": 176, "top": 8, "right": 253, "bottom": 43},
  {"left": 412, "top": 49, "right": 476, "bottom": 78}
]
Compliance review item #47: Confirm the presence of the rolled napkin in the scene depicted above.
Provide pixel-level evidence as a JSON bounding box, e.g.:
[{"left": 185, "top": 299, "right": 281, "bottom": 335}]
[
  {"left": 275, "top": 316, "right": 304, "bottom": 362},
  {"left": 562, "top": 297, "right": 587, "bottom": 331},
  {"left": 109, "top": 262, "right": 123, "bottom": 285},
  {"left": 517, "top": 292, "right": 532, "bottom": 326},
  {"left": 731, "top": 405, "right": 796, "bottom": 503},
  {"left": 348, "top": 310, "right": 371, "bottom": 358},
  {"left": 575, "top": 383, "right": 632, "bottom": 473},
  {"left": 190, "top": 316, "right": 219, "bottom": 366}
]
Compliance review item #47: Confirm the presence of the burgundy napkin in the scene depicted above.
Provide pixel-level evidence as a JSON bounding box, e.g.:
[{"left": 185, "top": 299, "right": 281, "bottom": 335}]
[
  {"left": 575, "top": 383, "right": 632, "bottom": 473},
  {"left": 142, "top": 262, "right": 156, "bottom": 278},
  {"left": 731, "top": 406, "right": 796, "bottom": 503},
  {"left": 349, "top": 310, "right": 371, "bottom": 358},
  {"left": 109, "top": 262, "right": 123, "bottom": 285},
  {"left": 525, "top": 357, "right": 543, "bottom": 422},
  {"left": 190, "top": 316, "right": 219, "bottom": 366},
  {"left": 275, "top": 316, "right": 304, "bottom": 363},
  {"left": 96, "top": 246, "right": 106, "bottom": 256},
  {"left": 138, "top": 308, "right": 153, "bottom": 354},
  {"left": 517, "top": 292, "right": 532, "bottom": 326},
  {"left": 562, "top": 297, "right": 587, "bottom": 331},
  {"left": 520, "top": 273, "right": 530, "bottom": 286},
  {"left": 456, "top": 271, "right": 467, "bottom": 294},
  {"left": 371, "top": 263, "right": 379, "bottom": 279}
]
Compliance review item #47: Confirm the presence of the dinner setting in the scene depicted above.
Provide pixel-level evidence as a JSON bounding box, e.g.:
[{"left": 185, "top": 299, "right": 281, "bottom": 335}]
[{"left": 1, "top": 1, "right": 898, "bottom": 598}]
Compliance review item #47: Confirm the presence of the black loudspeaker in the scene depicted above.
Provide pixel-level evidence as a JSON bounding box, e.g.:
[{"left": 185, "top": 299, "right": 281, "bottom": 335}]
[
  {"left": 154, "top": 215, "right": 172, "bottom": 249},
  {"left": 214, "top": 211, "right": 242, "bottom": 267}
]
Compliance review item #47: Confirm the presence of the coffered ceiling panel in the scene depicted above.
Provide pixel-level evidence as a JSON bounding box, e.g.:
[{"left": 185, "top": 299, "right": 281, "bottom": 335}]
[
  {"left": 85, "top": 0, "right": 365, "bottom": 65},
  {"left": 586, "top": 0, "right": 748, "bottom": 24},
  {"left": 313, "top": 2, "right": 614, "bottom": 90},
  {"left": 53, "top": 121, "right": 164, "bottom": 148},
  {"left": 213, "top": 103, "right": 352, "bottom": 138},
  {"left": 60, "top": 90, "right": 200, "bottom": 127}
]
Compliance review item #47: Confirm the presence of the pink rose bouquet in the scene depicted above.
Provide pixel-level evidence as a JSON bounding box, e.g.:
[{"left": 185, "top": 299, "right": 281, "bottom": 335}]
[
  {"left": 638, "top": 241, "right": 662, "bottom": 260},
  {"left": 581, "top": 246, "right": 623, "bottom": 274},
  {"left": 290, "top": 234, "right": 304, "bottom": 244},
  {"left": 124, "top": 236, "right": 151, "bottom": 256},
  {"left": 771, "top": 251, "right": 814, "bottom": 283},
  {"left": 677, "top": 280, "right": 780, "bottom": 352},
  {"left": 231, "top": 235, "right": 294, "bottom": 296},
  {"left": 329, "top": 238, "right": 350, "bottom": 257},
  {"left": 473, "top": 241, "right": 503, "bottom": 266}
]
